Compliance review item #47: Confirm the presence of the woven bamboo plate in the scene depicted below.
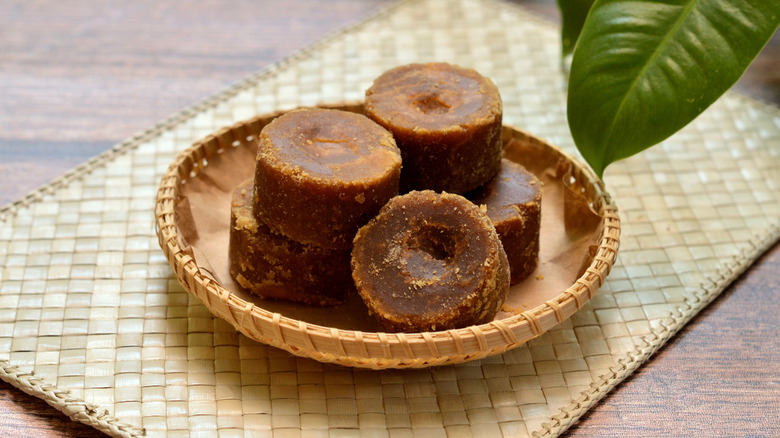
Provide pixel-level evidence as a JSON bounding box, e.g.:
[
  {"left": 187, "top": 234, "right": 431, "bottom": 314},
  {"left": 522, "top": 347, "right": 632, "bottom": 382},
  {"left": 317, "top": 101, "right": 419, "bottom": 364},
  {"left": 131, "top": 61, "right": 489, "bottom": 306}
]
[{"left": 154, "top": 102, "right": 620, "bottom": 369}]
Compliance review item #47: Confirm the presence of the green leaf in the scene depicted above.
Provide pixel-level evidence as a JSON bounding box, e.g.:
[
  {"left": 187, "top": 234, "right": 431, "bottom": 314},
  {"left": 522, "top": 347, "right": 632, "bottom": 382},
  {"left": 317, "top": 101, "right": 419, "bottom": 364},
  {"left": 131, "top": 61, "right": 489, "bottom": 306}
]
[
  {"left": 557, "top": 0, "right": 598, "bottom": 57},
  {"left": 567, "top": 0, "right": 780, "bottom": 178}
]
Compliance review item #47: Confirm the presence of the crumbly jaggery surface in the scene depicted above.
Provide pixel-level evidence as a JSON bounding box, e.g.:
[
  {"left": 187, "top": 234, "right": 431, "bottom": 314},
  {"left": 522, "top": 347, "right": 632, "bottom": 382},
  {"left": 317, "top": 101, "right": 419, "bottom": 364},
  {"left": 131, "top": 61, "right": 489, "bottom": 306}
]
[
  {"left": 230, "top": 180, "right": 352, "bottom": 306},
  {"left": 351, "top": 190, "right": 510, "bottom": 332},
  {"left": 364, "top": 62, "right": 503, "bottom": 193},
  {"left": 254, "top": 108, "right": 402, "bottom": 249},
  {"left": 468, "top": 159, "right": 542, "bottom": 284}
]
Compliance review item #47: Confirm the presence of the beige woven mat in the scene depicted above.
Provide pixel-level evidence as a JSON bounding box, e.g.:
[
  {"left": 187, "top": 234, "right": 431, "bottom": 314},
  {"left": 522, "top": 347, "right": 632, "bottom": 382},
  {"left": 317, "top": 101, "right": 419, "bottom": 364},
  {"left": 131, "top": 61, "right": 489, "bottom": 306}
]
[{"left": 1, "top": 0, "right": 779, "bottom": 436}]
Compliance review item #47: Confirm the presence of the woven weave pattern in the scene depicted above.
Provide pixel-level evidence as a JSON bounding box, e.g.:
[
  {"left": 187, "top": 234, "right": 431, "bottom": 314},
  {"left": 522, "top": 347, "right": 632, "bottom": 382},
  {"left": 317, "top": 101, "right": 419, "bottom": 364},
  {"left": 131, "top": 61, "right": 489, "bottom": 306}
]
[
  {"left": 155, "top": 109, "right": 619, "bottom": 369},
  {"left": 1, "top": 0, "right": 779, "bottom": 436}
]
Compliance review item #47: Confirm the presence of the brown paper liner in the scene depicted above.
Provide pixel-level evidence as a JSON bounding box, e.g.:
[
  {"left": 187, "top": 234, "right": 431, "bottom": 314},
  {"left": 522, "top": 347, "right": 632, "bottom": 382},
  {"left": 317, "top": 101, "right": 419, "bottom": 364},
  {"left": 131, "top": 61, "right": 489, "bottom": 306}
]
[
  {"left": 156, "top": 102, "right": 619, "bottom": 368},
  {"left": 175, "top": 105, "right": 605, "bottom": 330}
]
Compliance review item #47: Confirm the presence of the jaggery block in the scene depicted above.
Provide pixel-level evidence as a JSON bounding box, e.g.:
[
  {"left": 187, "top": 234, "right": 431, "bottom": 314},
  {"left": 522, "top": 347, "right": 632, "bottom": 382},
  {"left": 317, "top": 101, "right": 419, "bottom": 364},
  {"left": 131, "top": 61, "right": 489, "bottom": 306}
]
[
  {"left": 468, "top": 159, "right": 541, "bottom": 284},
  {"left": 351, "top": 190, "right": 510, "bottom": 332},
  {"left": 364, "top": 62, "right": 503, "bottom": 193},
  {"left": 230, "top": 180, "right": 352, "bottom": 306},
  {"left": 254, "top": 108, "right": 402, "bottom": 249}
]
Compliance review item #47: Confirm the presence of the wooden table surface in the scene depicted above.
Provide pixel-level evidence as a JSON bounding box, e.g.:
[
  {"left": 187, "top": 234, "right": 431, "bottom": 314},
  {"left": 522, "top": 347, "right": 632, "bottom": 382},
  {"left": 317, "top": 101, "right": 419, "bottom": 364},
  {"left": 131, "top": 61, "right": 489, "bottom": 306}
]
[{"left": 1, "top": 1, "right": 778, "bottom": 436}]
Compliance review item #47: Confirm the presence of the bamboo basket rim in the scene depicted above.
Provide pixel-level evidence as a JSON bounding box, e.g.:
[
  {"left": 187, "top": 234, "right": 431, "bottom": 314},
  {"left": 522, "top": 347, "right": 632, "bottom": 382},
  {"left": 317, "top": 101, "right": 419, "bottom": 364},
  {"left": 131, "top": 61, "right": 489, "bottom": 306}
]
[{"left": 154, "top": 102, "right": 621, "bottom": 369}]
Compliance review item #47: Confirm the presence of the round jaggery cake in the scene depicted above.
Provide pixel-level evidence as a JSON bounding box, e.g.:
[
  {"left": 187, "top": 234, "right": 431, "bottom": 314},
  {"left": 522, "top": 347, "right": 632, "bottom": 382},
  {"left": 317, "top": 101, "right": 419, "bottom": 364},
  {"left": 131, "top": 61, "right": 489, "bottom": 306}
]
[
  {"left": 230, "top": 180, "right": 352, "bottom": 306},
  {"left": 364, "top": 62, "right": 503, "bottom": 194},
  {"left": 254, "top": 108, "right": 402, "bottom": 249},
  {"left": 351, "top": 190, "right": 510, "bottom": 332},
  {"left": 468, "top": 159, "right": 542, "bottom": 284}
]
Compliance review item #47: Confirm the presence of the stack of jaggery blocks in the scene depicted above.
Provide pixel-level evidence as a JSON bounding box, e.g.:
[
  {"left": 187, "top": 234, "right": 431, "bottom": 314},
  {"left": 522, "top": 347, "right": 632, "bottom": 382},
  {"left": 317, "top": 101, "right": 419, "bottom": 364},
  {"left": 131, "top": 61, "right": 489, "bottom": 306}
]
[{"left": 229, "top": 63, "right": 542, "bottom": 332}]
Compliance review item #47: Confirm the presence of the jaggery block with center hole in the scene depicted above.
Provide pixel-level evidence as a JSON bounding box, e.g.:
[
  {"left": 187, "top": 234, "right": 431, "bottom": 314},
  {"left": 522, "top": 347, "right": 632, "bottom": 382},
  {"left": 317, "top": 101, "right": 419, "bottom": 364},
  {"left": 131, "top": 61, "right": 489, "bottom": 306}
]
[
  {"left": 351, "top": 190, "right": 510, "bottom": 332},
  {"left": 365, "top": 62, "right": 503, "bottom": 193},
  {"left": 468, "top": 159, "right": 542, "bottom": 284},
  {"left": 254, "top": 108, "right": 402, "bottom": 249},
  {"left": 230, "top": 180, "right": 352, "bottom": 306}
]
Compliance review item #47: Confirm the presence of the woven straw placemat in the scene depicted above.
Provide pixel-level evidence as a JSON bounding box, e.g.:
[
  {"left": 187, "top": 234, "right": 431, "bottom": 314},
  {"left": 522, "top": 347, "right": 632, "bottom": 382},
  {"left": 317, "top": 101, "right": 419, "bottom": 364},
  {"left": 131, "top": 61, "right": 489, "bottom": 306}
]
[{"left": 1, "top": 0, "right": 778, "bottom": 436}]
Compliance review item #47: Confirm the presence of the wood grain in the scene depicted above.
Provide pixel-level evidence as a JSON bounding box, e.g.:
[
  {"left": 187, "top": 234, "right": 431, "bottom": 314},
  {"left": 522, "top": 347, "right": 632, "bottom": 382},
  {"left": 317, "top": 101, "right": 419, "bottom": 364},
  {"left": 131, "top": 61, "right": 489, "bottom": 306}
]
[
  {"left": 0, "top": 0, "right": 393, "bottom": 207},
  {"left": 567, "top": 242, "right": 780, "bottom": 437},
  {"left": 0, "top": 1, "right": 777, "bottom": 437}
]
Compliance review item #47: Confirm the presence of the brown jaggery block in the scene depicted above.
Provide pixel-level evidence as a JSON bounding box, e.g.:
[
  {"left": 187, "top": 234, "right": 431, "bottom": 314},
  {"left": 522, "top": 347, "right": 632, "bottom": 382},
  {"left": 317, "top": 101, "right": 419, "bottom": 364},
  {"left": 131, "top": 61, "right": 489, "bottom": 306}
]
[
  {"left": 364, "top": 62, "right": 503, "bottom": 194},
  {"left": 468, "top": 159, "right": 542, "bottom": 284},
  {"left": 254, "top": 108, "right": 402, "bottom": 249},
  {"left": 230, "top": 180, "right": 352, "bottom": 306},
  {"left": 351, "top": 190, "right": 510, "bottom": 332}
]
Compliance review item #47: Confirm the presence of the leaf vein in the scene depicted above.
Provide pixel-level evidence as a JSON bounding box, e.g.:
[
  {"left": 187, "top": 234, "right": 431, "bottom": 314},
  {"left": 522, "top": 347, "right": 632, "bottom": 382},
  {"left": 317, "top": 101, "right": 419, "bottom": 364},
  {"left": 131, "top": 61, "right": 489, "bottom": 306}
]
[{"left": 601, "top": 0, "right": 701, "bottom": 156}]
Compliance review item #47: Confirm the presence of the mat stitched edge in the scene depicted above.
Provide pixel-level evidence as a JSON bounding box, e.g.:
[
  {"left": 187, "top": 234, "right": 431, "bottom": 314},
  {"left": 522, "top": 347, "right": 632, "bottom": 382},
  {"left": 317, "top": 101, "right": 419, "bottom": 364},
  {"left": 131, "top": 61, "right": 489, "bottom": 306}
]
[
  {"left": 477, "top": 3, "right": 780, "bottom": 433},
  {"left": 0, "top": 0, "right": 407, "bottom": 224},
  {"left": 532, "top": 93, "right": 780, "bottom": 438},
  {"left": 534, "top": 219, "right": 780, "bottom": 436},
  {"left": 1, "top": 0, "right": 779, "bottom": 436},
  {"left": 0, "top": 359, "right": 142, "bottom": 437}
]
